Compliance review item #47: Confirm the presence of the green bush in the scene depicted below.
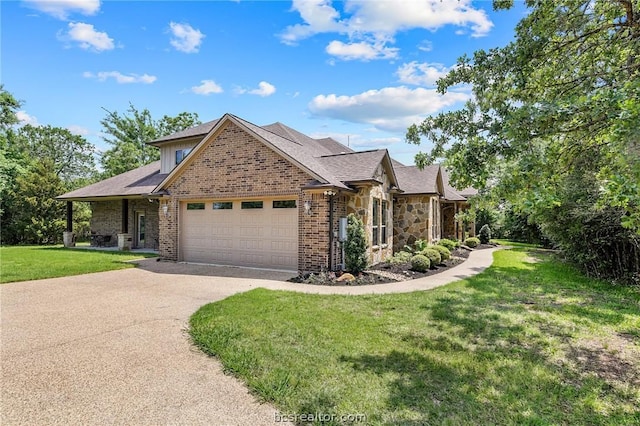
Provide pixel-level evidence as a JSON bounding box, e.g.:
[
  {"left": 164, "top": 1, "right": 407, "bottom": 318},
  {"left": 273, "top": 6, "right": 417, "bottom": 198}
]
[
  {"left": 345, "top": 213, "right": 368, "bottom": 274},
  {"left": 438, "top": 238, "right": 457, "bottom": 251},
  {"left": 464, "top": 237, "right": 480, "bottom": 248},
  {"left": 389, "top": 251, "right": 412, "bottom": 264},
  {"left": 429, "top": 244, "right": 451, "bottom": 261},
  {"left": 410, "top": 254, "right": 430, "bottom": 272},
  {"left": 419, "top": 248, "right": 441, "bottom": 266},
  {"left": 479, "top": 224, "right": 492, "bottom": 244},
  {"left": 414, "top": 239, "right": 428, "bottom": 252}
]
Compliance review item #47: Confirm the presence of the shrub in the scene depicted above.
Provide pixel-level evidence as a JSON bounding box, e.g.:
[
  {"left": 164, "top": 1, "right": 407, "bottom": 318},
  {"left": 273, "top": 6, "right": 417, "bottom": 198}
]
[
  {"left": 410, "top": 254, "right": 430, "bottom": 272},
  {"left": 345, "top": 213, "right": 368, "bottom": 274},
  {"left": 429, "top": 244, "right": 451, "bottom": 261},
  {"left": 419, "top": 248, "right": 441, "bottom": 266},
  {"left": 389, "top": 251, "right": 412, "bottom": 264},
  {"left": 438, "top": 238, "right": 457, "bottom": 251},
  {"left": 478, "top": 224, "right": 492, "bottom": 244},
  {"left": 464, "top": 237, "right": 480, "bottom": 248},
  {"left": 414, "top": 239, "right": 428, "bottom": 252}
]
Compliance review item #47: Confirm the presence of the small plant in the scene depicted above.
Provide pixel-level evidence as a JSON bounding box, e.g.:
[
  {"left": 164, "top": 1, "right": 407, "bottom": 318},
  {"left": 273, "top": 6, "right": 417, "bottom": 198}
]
[
  {"left": 429, "top": 244, "right": 451, "bottom": 261},
  {"left": 410, "top": 254, "right": 430, "bottom": 272},
  {"left": 414, "top": 239, "right": 428, "bottom": 252},
  {"left": 464, "top": 237, "right": 480, "bottom": 248},
  {"left": 419, "top": 248, "right": 441, "bottom": 267},
  {"left": 402, "top": 244, "right": 414, "bottom": 253},
  {"left": 437, "top": 238, "right": 457, "bottom": 251},
  {"left": 389, "top": 251, "right": 413, "bottom": 264},
  {"left": 478, "top": 224, "right": 492, "bottom": 244},
  {"left": 345, "top": 213, "right": 368, "bottom": 274}
]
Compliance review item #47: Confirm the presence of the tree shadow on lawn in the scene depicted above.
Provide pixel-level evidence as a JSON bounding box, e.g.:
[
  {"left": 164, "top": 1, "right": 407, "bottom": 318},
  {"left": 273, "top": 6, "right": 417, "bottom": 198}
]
[{"left": 339, "top": 252, "right": 639, "bottom": 424}]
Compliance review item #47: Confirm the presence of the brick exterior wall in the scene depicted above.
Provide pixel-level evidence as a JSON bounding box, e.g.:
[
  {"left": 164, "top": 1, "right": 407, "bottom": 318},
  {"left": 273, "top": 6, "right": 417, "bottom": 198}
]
[
  {"left": 128, "top": 199, "right": 160, "bottom": 249},
  {"left": 160, "top": 121, "right": 325, "bottom": 271},
  {"left": 90, "top": 201, "right": 121, "bottom": 246},
  {"left": 90, "top": 199, "right": 159, "bottom": 249}
]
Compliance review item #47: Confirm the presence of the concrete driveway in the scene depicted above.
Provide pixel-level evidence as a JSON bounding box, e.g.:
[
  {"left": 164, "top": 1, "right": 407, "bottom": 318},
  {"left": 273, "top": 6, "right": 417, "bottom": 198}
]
[
  {"left": 1, "top": 266, "right": 294, "bottom": 426},
  {"left": 1, "top": 248, "right": 499, "bottom": 425}
]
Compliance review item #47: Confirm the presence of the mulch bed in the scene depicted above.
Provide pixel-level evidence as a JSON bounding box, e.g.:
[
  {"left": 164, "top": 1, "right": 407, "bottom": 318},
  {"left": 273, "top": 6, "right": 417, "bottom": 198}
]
[{"left": 289, "top": 244, "right": 497, "bottom": 286}]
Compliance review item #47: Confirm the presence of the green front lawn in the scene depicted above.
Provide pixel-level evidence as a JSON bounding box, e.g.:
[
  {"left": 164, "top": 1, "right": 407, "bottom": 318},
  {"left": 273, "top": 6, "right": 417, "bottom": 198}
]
[
  {"left": 0, "top": 246, "right": 157, "bottom": 283},
  {"left": 190, "top": 248, "right": 640, "bottom": 425}
]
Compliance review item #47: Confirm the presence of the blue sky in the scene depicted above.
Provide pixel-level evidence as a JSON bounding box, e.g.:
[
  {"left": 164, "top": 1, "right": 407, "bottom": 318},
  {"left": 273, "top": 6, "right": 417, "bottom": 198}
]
[{"left": 3, "top": 0, "right": 526, "bottom": 165}]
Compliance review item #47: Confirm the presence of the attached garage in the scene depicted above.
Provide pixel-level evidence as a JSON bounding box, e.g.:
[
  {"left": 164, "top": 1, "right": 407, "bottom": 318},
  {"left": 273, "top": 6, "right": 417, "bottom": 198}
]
[{"left": 179, "top": 198, "right": 298, "bottom": 270}]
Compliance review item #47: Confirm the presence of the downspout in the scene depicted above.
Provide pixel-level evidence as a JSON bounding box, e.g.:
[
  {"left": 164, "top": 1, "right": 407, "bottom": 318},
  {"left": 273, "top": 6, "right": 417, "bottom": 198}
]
[{"left": 328, "top": 194, "right": 334, "bottom": 271}]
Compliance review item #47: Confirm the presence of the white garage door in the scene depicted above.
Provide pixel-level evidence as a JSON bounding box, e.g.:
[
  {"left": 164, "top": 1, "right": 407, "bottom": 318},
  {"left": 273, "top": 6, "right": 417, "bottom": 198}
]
[{"left": 180, "top": 199, "right": 298, "bottom": 270}]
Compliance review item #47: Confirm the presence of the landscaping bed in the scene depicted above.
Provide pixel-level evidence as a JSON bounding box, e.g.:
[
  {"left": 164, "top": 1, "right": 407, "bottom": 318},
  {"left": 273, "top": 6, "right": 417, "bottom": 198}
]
[{"left": 289, "top": 243, "right": 497, "bottom": 286}]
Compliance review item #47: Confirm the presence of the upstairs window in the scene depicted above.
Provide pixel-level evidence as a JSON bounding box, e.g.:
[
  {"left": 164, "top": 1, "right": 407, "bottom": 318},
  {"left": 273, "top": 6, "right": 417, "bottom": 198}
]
[{"left": 176, "top": 148, "right": 192, "bottom": 165}]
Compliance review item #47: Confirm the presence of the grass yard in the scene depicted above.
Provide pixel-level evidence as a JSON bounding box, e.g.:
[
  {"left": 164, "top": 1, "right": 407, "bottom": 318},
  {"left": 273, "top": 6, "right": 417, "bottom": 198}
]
[
  {"left": 190, "top": 247, "right": 640, "bottom": 425},
  {"left": 0, "top": 246, "right": 157, "bottom": 283}
]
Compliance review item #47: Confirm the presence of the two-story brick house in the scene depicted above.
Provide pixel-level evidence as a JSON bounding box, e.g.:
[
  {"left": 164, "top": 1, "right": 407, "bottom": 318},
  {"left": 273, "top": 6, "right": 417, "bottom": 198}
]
[{"left": 58, "top": 113, "right": 475, "bottom": 273}]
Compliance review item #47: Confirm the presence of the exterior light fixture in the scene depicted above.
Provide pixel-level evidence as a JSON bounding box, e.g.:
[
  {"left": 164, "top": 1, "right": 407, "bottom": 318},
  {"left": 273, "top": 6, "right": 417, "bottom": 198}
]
[
  {"left": 323, "top": 190, "right": 336, "bottom": 197},
  {"left": 304, "top": 200, "right": 312, "bottom": 215},
  {"left": 162, "top": 201, "right": 169, "bottom": 217}
]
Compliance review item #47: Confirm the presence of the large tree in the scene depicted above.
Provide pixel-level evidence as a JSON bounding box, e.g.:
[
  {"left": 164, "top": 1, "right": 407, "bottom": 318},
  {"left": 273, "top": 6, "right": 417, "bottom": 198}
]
[
  {"left": 100, "top": 104, "right": 201, "bottom": 177},
  {"left": 407, "top": 0, "right": 639, "bottom": 282},
  {"left": 0, "top": 87, "right": 98, "bottom": 245}
]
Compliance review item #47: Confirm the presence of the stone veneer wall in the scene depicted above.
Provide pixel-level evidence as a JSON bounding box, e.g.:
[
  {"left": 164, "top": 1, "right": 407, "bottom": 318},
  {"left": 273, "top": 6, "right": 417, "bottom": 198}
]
[
  {"left": 346, "top": 182, "right": 393, "bottom": 265},
  {"left": 160, "top": 121, "right": 325, "bottom": 272},
  {"left": 442, "top": 202, "right": 457, "bottom": 240},
  {"left": 392, "top": 195, "right": 433, "bottom": 252}
]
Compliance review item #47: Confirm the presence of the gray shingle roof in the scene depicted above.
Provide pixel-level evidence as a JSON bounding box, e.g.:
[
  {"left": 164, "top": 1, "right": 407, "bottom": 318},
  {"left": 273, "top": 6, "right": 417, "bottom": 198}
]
[
  {"left": 148, "top": 119, "right": 220, "bottom": 145},
  {"left": 317, "top": 150, "right": 388, "bottom": 183},
  {"left": 394, "top": 164, "right": 441, "bottom": 194},
  {"left": 57, "top": 161, "right": 165, "bottom": 200},
  {"left": 60, "top": 113, "right": 475, "bottom": 201}
]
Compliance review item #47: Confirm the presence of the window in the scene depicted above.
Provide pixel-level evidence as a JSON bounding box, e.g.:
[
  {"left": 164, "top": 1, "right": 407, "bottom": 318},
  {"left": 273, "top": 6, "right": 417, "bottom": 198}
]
[
  {"left": 273, "top": 200, "right": 296, "bottom": 209},
  {"left": 372, "top": 198, "right": 380, "bottom": 246},
  {"left": 175, "top": 148, "right": 192, "bottom": 164},
  {"left": 241, "top": 201, "right": 263, "bottom": 209},
  {"left": 381, "top": 200, "right": 388, "bottom": 244},
  {"left": 213, "top": 202, "right": 233, "bottom": 210},
  {"left": 186, "top": 202, "right": 205, "bottom": 210}
]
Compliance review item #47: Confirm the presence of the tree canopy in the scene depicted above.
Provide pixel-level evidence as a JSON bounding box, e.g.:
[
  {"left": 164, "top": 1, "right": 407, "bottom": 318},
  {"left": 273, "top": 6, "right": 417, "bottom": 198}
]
[
  {"left": 100, "top": 104, "right": 201, "bottom": 177},
  {"left": 407, "top": 0, "right": 639, "bottom": 283}
]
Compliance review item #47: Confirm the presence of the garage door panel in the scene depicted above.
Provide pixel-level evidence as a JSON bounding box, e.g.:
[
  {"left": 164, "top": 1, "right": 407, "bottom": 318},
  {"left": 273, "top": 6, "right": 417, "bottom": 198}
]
[{"left": 180, "top": 200, "right": 298, "bottom": 270}]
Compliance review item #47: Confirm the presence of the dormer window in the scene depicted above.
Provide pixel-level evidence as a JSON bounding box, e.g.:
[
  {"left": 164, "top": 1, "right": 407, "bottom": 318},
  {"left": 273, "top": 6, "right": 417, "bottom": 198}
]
[{"left": 176, "top": 148, "right": 192, "bottom": 165}]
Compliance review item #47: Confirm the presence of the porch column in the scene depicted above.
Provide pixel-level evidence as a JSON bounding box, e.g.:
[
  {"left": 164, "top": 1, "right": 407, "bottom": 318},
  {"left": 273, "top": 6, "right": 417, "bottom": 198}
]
[
  {"left": 121, "top": 199, "right": 129, "bottom": 233},
  {"left": 118, "top": 199, "right": 132, "bottom": 251},
  {"left": 63, "top": 201, "right": 75, "bottom": 247}
]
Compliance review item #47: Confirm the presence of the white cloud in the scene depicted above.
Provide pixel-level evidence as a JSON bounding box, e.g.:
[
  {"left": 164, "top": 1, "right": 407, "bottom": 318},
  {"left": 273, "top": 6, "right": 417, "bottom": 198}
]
[
  {"left": 236, "top": 81, "right": 276, "bottom": 97},
  {"left": 16, "top": 111, "right": 39, "bottom": 126},
  {"left": 308, "top": 86, "right": 470, "bottom": 132},
  {"left": 23, "top": 0, "right": 100, "bottom": 20},
  {"left": 63, "top": 22, "right": 114, "bottom": 51},
  {"left": 418, "top": 40, "right": 433, "bottom": 52},
  {"left": 281, "top": 0, "right": 493, "bottom": 61},
  {"left": 396, "top": 61, "right": 450, "bottom": 86},
  {"left": 326, "top": 40, "right": 398, "bottom": 61},
  {"left": 169, "top": 22, "right": 205, "bottom": 53},
  {"left": 311, "top": 131, "right": 402, "bottom": 149},
  {"left": 83, "top": 71, "right": 157, "bottom": 84},
  {"left": 67, "top": 125, "right": 90, "bottom": 135},
  {"left": 280, "top": 0, "right": 346, "bottom": 45},
  {"left": 190, "top": 80, "right": 223, "bottom": 95}
]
